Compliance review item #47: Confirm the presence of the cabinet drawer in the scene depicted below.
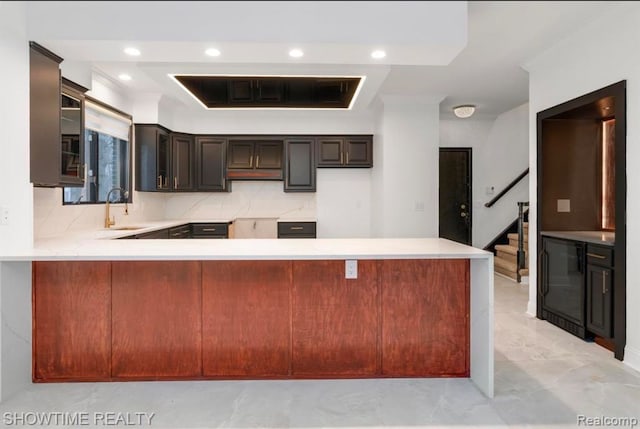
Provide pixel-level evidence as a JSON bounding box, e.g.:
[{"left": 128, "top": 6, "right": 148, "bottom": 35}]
[
  {"left": 278, "top": 222, "right": 316, "bottom": 238},
  {"left": 586, "top": 244, "right": 613, "bottom": 267},
  {"left": 191, "top": 223, "right": 229, "bottom": 238},
  {"left": 168, "top": 225, "right": 191, "bottom": 239}
]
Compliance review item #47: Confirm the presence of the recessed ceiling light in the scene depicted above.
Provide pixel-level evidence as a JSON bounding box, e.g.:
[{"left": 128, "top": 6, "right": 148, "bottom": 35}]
[
  {"left": 371, "top": 50, "right": 386, "bottom": 59},
  {"left": 118, "top": 74, "right": 132, "bottom": 81},
  {"left": 123, "top": 47, "right": 141, "bottom": 57},
  {"left": 289, "top": 49, "right": 304, "bottom": 58},
  {"left": 205, "top": 48, "right": 221, "bottom": 57}
]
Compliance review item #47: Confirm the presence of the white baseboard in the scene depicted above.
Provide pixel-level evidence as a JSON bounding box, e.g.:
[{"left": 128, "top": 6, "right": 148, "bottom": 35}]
[
  {"left": 624, "top": 345, "right": 640, "bottom": 373},
  {"left": 526, "top": 299, "right": 536, "bottom": 317}
]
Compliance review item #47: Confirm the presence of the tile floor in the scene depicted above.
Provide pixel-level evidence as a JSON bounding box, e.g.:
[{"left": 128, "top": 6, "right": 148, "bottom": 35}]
[{"left": 1, "top": 275, "right": 639, "bottom": 428}]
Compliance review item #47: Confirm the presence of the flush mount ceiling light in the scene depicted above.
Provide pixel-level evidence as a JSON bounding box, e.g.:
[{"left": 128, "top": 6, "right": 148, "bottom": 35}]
[
  {"left": 118, "top": 74, "right": 132, "bottom": 81},
  {"left": 371, "top": 50, "right": 386, "bottom": 59},
  {"left": 205, "top": 48, "right": 221, "bottom": 57},
  {"left": 289, "top": 49, "right": 304, "bottom": 58},
  {"left": 453, "top": 105, "right": 476, "bottom": 118},
  {"left": 123, "top": 47, "right": 140, "bottom": 56}
]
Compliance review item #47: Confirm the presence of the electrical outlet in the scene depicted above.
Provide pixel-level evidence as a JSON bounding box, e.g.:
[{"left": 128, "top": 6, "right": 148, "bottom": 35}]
[
  {"left": 345, "top": 260, "right": 358, "bottom": 279},
  {"left": 414, "top": 201, "right": 425, "bottom": 212},
  {"left": 0, "top": 206, "right": 8, "bottom": 225},
  {"left": 557, "top": 199, "right": 571, "bottom": 213}
]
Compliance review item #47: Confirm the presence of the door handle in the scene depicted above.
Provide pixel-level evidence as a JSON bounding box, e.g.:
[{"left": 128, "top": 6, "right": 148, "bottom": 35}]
[
  {"left": 256, "top": 155, "right": 260, "bottom": 168},
  {"left": 602, "top": 271, "right": 607, "bottom": 294},
  {"left": 587, "top": 253, "right": 606, "bottom": 259}
]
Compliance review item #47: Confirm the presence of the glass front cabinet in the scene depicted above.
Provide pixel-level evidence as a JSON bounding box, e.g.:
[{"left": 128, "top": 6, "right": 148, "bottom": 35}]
[{"left": 60, "top": 78, "right": 87, "bottom": 187}]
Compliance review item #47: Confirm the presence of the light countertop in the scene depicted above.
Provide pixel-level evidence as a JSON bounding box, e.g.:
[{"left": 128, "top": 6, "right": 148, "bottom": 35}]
[
  {"left": 1, "top": 218, "right": 492, "bottom": 261},
  {"left": 540, "top": 230, "right": 615, "bottom": 246}
]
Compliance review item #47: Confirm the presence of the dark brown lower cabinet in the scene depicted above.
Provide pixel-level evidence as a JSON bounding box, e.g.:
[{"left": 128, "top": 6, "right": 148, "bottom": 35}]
[
  {"left": 111, "top": 261, "right": 202, "bottom": 378},
  {"left": 292, "top": 260, "right": 378, "bottom": 376},
  {"left": 586, "top": 264, "right": 613, "bottom": 338},
  {"left": 33, "top": 261, "right": 111, "bottom": 381},
  {"left": 202, "top": 261, "right": 290, "bottom": 376},
  {"left": 381, "top": 259, "right": 470, "bottom": 376}
]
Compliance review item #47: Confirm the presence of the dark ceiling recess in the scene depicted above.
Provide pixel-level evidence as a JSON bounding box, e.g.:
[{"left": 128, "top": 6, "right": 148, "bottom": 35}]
[{"left": 173, "top": 75, "right": 362, "bottom": 109}]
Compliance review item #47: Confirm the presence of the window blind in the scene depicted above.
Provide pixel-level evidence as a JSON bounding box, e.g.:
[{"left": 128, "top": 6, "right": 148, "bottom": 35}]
[{"left": 85, "top": 101, "right": 131, "bottom": 141}]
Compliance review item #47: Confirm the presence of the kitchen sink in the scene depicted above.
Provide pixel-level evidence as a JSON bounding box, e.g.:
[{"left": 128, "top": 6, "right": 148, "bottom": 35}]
[{"left": 109, "top": 226, "right": 145, "bottom": 231}]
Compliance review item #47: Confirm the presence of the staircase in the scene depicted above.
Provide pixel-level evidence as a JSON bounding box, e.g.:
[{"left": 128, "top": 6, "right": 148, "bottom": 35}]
[{"left": 494, "top": 222, "right": 528, "bottom": 281}]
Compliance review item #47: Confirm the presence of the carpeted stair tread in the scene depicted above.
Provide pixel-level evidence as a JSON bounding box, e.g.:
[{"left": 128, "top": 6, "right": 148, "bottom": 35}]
[
  {"left": 495, "top": 244, "right": 528, "bottom": 255},
  {"left": 494, "top": 256, "right": 517, "bottom": 272},
  {"left": 495, "top": 265, "right": 518, "bottom": 280},
  {"left": 507, "top": 233, "right": 528, "bottom": 242}
]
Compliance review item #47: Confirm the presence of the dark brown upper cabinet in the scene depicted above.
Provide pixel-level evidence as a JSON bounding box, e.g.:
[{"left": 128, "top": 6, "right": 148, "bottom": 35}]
[
  {"left": 135, "top": 124, "right": 171, "bottom": 192},
  {"left": 317, "top": 136, "right": 373, "bottom": 168},
  {"left": 59, "top": 78, "right": 88, "bottom": 187},
  {"left": 30, "top": 42, "right": 63, "bottom": 187},
  {"left": 226, "top": 140, "right": 283, "bottom": 180},
  {"left": 196, "top": 137, "right": 229, "bottom": 192},
  {"left": 171, "top": 133, "right": 195, "bottom": 191},
  {"left": 136, "top": 126, "right": 193, "bottom": 191},
  {"left": 284, "top": 138, "right": 316, "bottom": 192},
  {"left": 173, "top": 76, "right": 361, "bottom": 109}
]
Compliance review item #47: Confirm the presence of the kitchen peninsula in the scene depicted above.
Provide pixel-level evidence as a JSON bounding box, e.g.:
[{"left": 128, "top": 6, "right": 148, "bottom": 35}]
[{"left": 10, "top": 232, "right": 494, "bottom": 397}]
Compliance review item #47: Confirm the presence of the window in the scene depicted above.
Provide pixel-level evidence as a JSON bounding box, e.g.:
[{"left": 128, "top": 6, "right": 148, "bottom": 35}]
[{"left": 63, "top": 100, "right": 132, "bottom": 205}]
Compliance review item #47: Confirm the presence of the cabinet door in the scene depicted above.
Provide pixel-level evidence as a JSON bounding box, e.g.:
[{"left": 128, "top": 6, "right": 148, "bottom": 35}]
[
  {"left": 33, "top": 261, "right": 111, "bottom": 381},
  {"left": 171, "top": 133, "right": 194, "bottom": 190},
  {"left": 202, "top": 261, "right": 290, "bottom": 376},
  {"left": 111, "top": 261, "right": 202, "bottom": 378},
  {"left": 586, "top": 265, "right": 613, "bottom": 338},
  {"left": 255, "top": 141, "right": 283, "bottom": 169},
  {"left": 30, "top": 44, "right": 62, "bottom": 186},
  {"left": 284, "top": 138, "right": 316, "bottom": 192},
  {"left": 316, "top": 138, "right": 344, "bottom": 166},
  {"left": 381, "top": 259, "right": 469, "bottom": 376},
  {"left": 135, "top": 125, "right": 170, "bottom": 191},
  {"left": 292, "top": 260, "right": 378, "bottom": 376},
  {"left": 196, "top": 137, "right": 228, "bottom": 191},
  {"left": 157, "top": 129, "right": 170, "bottom": 189},
  {"left": 255, "top": 79, "right": 283, "bottom": 103},
  {"left": 345, "top": 136, "right": 372, "bottom": 167},
  {"left": 59, "top": 85, "right": 85, "bottom": 186},
  {"left": 227, "top": 141, "right": 255, "bottom": 169},
  {"left": 228, "top": 79, "right": 253, "bottom": 103}
]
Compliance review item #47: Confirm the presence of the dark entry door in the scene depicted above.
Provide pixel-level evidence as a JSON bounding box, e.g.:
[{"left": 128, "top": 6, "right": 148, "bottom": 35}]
[{"left": 439, "top": 148, "right": 472, "bottom": 245}]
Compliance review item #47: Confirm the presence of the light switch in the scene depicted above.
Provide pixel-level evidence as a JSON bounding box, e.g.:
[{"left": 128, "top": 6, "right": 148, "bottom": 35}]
[
  {"left": 345, "top": 260, "right": 358, "bottom": 279},
  {"left": 557, "top": 199, "right": 571, "bottom": 213},
  {"left": 0, "top": 206, "right": 8, "bottom": 226}
]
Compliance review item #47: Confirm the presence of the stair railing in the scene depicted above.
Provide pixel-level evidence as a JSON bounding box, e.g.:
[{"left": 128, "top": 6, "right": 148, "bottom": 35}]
[
  {"left": 484, "top": 168, "right": 529, "bottom": 208},
  {"left": 516, "top": 201, "right": 529, "bottom": 283}
]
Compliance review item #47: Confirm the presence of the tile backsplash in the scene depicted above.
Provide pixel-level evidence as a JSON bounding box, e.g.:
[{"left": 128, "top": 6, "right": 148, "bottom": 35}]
[
  {"left": 33, "top": 182, "right": 316, "bottom": 238},
  {"left": 164, "top": 182, "right": 316, "bottom": 221}
]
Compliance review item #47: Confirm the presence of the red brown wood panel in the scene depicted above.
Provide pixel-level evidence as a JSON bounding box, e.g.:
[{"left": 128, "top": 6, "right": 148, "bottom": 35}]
[
  {"left": 33, "top": 261, "right": 111, "bottom": 381},
  {"left": 381, "top": 259, "right": 469, "bottom": 376},
  {"left": 292, "top": 260, "right": 378, "bottom": 376},
  {"left": 111, "top": 261, "right": 202, "bottom": 378},
  {"left": 202, "top": 261, "right": 291, "bottom": 376}
]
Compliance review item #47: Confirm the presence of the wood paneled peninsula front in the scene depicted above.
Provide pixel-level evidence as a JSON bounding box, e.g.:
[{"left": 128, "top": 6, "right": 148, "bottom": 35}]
[{"left": 24, "top": 238, "right": 494, "bottom": 397}]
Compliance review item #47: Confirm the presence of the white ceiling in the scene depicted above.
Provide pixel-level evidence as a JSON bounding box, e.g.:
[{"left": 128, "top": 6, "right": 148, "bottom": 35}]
[{"left": 26, "top": 1, "right": 626, "bottom": 119}]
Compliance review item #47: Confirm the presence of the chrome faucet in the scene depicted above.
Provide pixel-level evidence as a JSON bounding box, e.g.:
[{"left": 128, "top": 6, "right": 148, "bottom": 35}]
[{"left": 105, "top": 187, "right": 129, "bottom": 228}]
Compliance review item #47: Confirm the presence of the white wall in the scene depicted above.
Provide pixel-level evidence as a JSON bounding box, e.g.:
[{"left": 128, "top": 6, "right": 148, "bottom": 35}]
[
  {"left": 0, "top": 1, "right": 32, "bottom": 402},
  {"left": 440, "top": 103, "right": 529, "bottom": 248},
  {"left": 524, "top": 3, "right": 640, "bottom": 371},
  {"left": 371, "top": 96, "right": 441, "bottom": 237},
  {"left": 0, "top": 1, "right": 32, "bottom": 255},
  {"left": 317, "top": 169, "right": 371, "bottom": 238}
]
